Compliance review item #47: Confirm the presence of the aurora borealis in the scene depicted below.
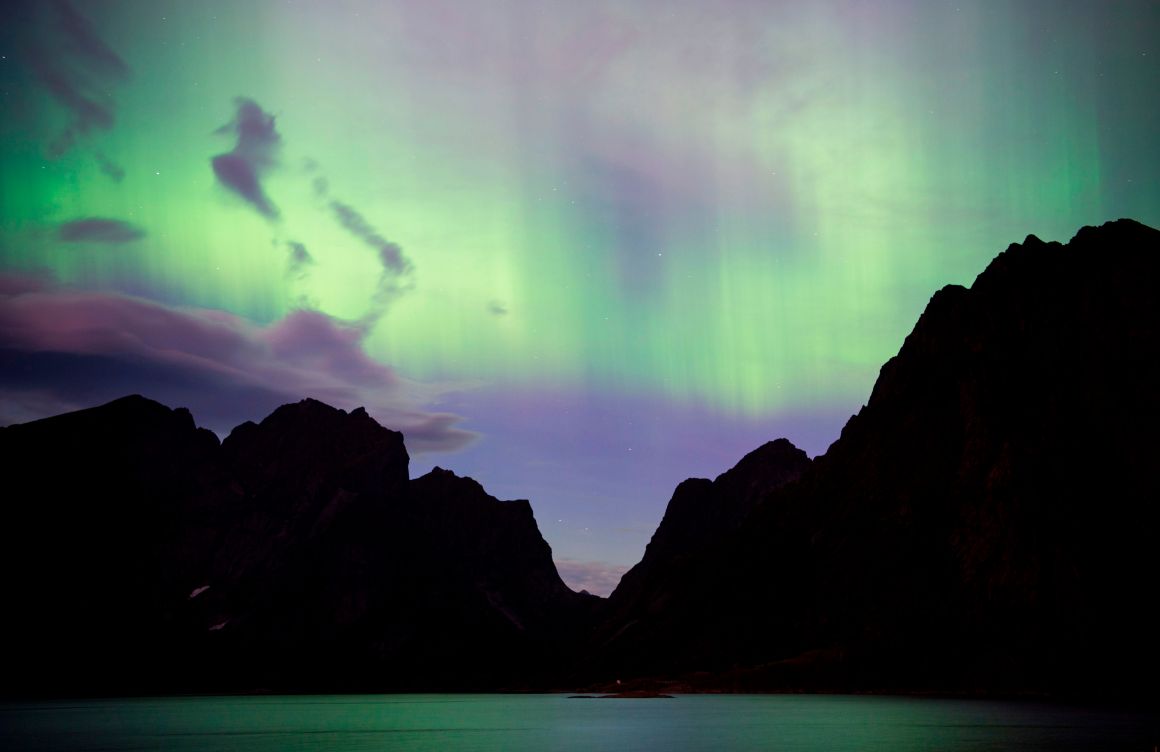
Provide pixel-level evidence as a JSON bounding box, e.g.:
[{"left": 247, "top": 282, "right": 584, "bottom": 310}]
[{"left": 2, "top": 1, "right": 1158, "bottom": 594}]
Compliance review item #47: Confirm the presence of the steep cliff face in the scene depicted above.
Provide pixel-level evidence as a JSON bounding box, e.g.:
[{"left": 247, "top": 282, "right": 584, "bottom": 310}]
[
  {"left": 176, "top": 399, "right": 413, "bottom": 689},
  {"left": 0, "top": 396, "right": 591, "bottom": 695},
  {"left": 641, "top": 439, "right": 812, "bottom": 567},
  {"left": 593, "top": 219, "right": 1160, "bottom": 696},
  {"left": 397, "top": 469, "right": 601, "bottom": 688},
  {"left": 789, "top": 219, "right": 1160, "bottom": 695},
  {"left": 590, "top": 439, "right": 811, "bottom": 676},
  {"left": 3, "top": 219, "right": 1156, "bottom": 698},
  {"left": 0, "top": 395, "right": 237, "bottom": 695}
]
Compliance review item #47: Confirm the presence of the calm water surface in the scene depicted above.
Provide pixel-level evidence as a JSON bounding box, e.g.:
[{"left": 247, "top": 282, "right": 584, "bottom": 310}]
[{"left": 2, "top": 694, "right": 1156, "bottom": 751}]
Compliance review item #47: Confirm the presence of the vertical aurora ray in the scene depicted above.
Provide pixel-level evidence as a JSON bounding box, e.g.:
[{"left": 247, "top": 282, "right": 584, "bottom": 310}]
[{"left": 2, "top": 0, "right": 1158, "bottom": 591}]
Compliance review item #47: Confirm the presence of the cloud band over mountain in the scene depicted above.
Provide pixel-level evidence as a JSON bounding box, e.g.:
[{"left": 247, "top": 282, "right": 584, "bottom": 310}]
[{"left": 0, "top": 273, "right": 473, "bottom": 452}]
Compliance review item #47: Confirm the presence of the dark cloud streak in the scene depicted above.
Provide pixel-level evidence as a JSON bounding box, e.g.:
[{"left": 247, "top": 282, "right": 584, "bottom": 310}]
[
  {"left": 331, "top": 202, "right": 411, "bottom": 275},
  {"left": 29, "top": 56, "right": 114, "bottom": 155},
  {"left": 211, "top": 98, "right": 281, "bottom": 219},
  {"left": 287, "top": 241, "right": 314, "bottom": 277},
  {"left": 13, "top": 1, "right": 129, "bottom": 157},
  {"left": 96, "top": 152, "right": 125, "bottom": 182},
  {"left": 329, "top": 201, "right": 415, "bottom": 309},
  {"left": 53, "top": 0, "right": 130, "bottom": 79},
  {"left": 58, "top": 218, "right": 145, "bottom": 244}
]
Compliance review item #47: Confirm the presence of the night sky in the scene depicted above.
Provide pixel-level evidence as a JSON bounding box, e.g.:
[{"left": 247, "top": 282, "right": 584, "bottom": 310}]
[{"left": 2, "top": 1, "right": 1158, "bottom": 594}]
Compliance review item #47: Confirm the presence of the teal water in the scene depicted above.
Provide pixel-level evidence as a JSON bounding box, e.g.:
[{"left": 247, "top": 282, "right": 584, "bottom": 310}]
[{"left": 2, "top": 694, "right": 1156, "bottom": 751}]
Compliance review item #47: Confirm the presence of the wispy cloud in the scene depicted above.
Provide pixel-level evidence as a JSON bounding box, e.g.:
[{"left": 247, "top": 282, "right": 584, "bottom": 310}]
[
  {"left": 13, "top": 0, "right": 131, "bottom": 157},
  {"left": 295, "top": 158, "right": 417, "bottom": 322},
  {"left": 330, "top": 201, "right": 414, "bottom": 307},
  {"left": 286, "top": 241, "right": 314, "bottom": 277},
  {"left": 95, "top": 152, "right": 125, "bottom": 182},
  {"left": 53, "top": 0, "right": 130, "bottom": 79},
  {"left": 331, "top": 202, "right": 410, "bottom": 276},
  {"left": 58, "top": 217, "right": 144, "bottom": 244},
  {"left": 211, "top": 98, "right": 281, "bottom": 219}
]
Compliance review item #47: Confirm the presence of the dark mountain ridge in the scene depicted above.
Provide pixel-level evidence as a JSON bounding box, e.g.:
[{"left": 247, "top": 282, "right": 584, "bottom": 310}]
[
  {"left": 586, "top": 218, "right": 1160, "bottom": 698},
  {"left": 0, "top": 395, "right": 595, "bottom": 696},
  {"left": 589, "top": 439, "right": 813, "bottom": 677},
  {"left": 1, "top": 218, "right": 1156, "bottom": 698}
]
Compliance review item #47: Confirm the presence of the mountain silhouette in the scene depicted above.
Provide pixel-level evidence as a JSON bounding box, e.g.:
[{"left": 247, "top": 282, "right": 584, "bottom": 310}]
[
  {"left": 588, "top": 218, "right": 1160, "bottom": 698},
  {"left": 1, "top": 218, "right": 1156, "bottom": 698},
  {"left": 590, "top": 439, "right": 812, "bottom": 677},
  {"left": 0, "top": 396, "right": 594, "bottom": 695}
]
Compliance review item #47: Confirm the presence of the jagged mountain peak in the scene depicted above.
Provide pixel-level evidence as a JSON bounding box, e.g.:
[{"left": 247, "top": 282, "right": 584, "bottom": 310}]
[
  {"left": 590, "top": 218, "right": 1160, "bottom": 697},
  {"left": 0, "top": 393, "right": 593, "bottom": 694}
]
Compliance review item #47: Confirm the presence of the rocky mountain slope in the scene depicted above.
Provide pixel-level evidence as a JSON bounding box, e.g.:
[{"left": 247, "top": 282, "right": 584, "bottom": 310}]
[
  {"left": 2, "top": 218, "right": 1156, "bottom": 699},
  {"left": 589, "top": 218, "right": 1160, "bottom": 698},
  {"left": 0, "top": 396, "right": 594, "bottom": 695},
  {"left": 589, "top": 439, "right": 812, "bottom": 677}
]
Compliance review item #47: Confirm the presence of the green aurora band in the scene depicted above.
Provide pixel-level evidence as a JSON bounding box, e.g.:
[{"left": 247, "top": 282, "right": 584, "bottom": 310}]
[{"left": 2, "top": 1, "right": 1157, "bottom": 592}]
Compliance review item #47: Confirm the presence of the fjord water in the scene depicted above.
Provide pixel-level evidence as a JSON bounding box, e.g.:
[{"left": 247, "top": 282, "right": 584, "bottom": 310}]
[{"left": 3, "top": 695, "right": 1157, "bottom": 752}]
